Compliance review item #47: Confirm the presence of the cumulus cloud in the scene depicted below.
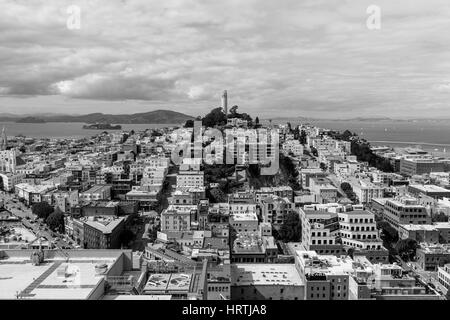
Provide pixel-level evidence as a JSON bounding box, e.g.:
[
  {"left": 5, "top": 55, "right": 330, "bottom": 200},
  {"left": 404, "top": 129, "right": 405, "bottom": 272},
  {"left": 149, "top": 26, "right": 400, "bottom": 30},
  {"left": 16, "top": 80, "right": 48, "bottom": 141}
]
[{"left": 0, "top": 0, "right": 450, "bottom": 117}]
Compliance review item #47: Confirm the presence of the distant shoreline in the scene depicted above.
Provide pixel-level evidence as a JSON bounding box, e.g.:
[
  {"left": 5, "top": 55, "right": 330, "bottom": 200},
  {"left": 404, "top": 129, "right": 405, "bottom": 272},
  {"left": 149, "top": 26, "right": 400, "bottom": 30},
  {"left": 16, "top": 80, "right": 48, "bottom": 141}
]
[{"left": 369, "top": 140, "right": 450, "bottom": 147}]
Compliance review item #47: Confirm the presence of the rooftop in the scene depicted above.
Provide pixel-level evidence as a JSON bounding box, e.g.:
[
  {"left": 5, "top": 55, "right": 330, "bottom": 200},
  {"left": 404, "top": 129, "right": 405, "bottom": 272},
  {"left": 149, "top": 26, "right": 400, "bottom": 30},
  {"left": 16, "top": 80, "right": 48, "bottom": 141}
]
[
  {"left": 0, "top": 249, "right": 127, "bottom": 300},
  {"left": 400, "top": 224, "right": 438, "bottom": 231},
  {"left": 82, "top": 185, "right": 111, "bottom": 194},
  {"left": 230, "top": 212, "right": 258, "bottom": 222},
  {"left": 409, "top": 184, "right": 450, "bottom": 193},
  {"left": 83, "top": 216, "right": 125, "bottom": 234},
  {"left": 231, "top": 264, "right": 304, "bottom": 286}
]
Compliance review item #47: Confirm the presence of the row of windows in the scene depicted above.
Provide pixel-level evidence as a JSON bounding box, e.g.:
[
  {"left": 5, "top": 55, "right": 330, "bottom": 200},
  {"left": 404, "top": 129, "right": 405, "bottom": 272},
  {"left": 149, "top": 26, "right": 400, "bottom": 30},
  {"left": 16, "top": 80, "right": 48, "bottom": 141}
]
[
  {"left": 341, "top": 240, "right": 381, "bottom": 250},
  {"left": 339, "top": 218, "right": 374, "bottom": 223},
  {"left": 339, "top": 233, "right": 378, "bottom": 240},
  {"left": 311, "top": 239, "right": 334, "bottom": 245},
  {"left": 316, "top": 249, "right": 342, "bottom": 254},
  {"left": 341, "top": 225, "right": 376, "bottom": 231},
  {"left": 312, "top": 231, "right": 330, "bottom": 237},
  {"left": 208, "top": 286, "right": 229, "bottom": 292}
]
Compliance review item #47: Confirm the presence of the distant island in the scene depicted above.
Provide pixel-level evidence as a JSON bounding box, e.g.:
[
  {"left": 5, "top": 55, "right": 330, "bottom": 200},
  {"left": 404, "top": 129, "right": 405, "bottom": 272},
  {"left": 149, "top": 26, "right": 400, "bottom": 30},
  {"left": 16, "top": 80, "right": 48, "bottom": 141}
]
[
  {"left": 83, "top": 123, "right": 122, "bottom": 130},
  {"left": 15, "top": 117, "right": 46, "bottom": 123},
  {"left": 0, "top": 110, "right": 195, "bottom": 124}
]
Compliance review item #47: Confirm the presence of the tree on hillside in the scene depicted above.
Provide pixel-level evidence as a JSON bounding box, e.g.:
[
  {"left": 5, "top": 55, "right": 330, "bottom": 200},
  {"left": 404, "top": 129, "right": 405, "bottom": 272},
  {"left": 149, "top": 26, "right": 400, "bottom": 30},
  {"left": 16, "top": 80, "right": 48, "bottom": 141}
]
[
  {"left": 45, "top": 210, "right": 65, "bottom": 233},
  {"left": 226, "top": 105, "right": 253, "bottom": 123},
  {"left": 432, "top": 212, "right": 449, "bottom": 222},
  {"left": 350, "top": 140, "right": 393, "bottom": 172},
  {"left": 202, "top": 107, "right": 227, "bottom": 127},
  {"left": 377, "top": 221, "right": 399, "bottom": 244},
  {"left": 184, "top": 119, "right": 194, "bottom": 128},
  {"left": 255, "top": 117, "right": 260, "bottom": 125},
  {"left": 340, "top": 182, "right": 357, "bottom": 202},
  {"left": 229, "top": 105, "right": 238, "bottom": 116},
  {"left": 32, "top": 202, "right": 54, "bottom": 219},
  {"left": 395, "top": 238, "right": 418, "bottom": 261},
  {"left": 338, "top": 130, "right": 354, "bottom": 141},
  {"left": 278, "top": 211, "right": 302, "bottom": 242},
  {"left": 341, "top": 182, "right": 352, "bottom": 192}
]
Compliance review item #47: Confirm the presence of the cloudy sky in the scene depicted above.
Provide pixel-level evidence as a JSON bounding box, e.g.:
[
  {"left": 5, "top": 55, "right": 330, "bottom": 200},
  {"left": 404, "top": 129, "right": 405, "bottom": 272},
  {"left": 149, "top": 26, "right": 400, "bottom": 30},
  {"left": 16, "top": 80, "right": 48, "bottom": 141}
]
[{"left": 1, "top": 0, "right": 450, "bottom": 119}]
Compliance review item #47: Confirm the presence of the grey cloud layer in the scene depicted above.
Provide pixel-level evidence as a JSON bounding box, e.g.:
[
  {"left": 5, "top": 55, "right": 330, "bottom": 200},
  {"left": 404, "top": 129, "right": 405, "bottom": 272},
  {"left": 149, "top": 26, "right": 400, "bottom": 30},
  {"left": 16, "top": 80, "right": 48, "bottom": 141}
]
[{"left": 1, "top": 0, "right": 450, "bottom": 117}]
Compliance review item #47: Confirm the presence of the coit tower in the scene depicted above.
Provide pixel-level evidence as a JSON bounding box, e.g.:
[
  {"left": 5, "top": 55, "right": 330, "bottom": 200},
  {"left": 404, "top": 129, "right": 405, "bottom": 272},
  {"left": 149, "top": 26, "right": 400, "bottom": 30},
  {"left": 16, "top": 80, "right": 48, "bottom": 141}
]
[{"left": 221, "top": 90, "right": 228, "bottom": 115}]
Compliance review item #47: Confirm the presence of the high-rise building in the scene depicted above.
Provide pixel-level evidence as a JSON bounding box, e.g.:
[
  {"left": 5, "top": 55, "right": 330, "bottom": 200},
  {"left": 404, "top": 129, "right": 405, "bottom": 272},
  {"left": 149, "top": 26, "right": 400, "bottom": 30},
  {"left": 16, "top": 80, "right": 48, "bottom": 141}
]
[
  {"left": 221, "top": 90, "right": 228, "bottom": 115},
  {"left": 0, "top": 126, "right": 7, "bottom": 151},
  {"left": 0, "top": 127, "right": 17, "bottom": 173}
]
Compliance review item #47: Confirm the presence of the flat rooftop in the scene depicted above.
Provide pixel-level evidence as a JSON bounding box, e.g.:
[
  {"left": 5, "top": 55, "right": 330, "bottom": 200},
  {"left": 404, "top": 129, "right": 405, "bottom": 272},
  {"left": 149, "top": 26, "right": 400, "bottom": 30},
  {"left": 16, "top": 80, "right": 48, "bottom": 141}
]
[
  {"left": 83, "top": 216, "right": 125, "bottom": 234},
  {"left": 400, "top": 224, "right": 437, "bottom": 231},
  {"left": 434, "top": 222, "right": 450, "bottom": 229},
  {"left": 102, "top": 295, "right": 172, "bottom": 300},
  {"left": 410, "top": 184, "right": 450, "bottom": 193},
  {"left": 0, "top": 257, "right": 117, "bottom": 299},
  {"left": 230, "top": 213, "right": 258, "bottom": 221},
  {"left": 144, "top": 273, "right": 193, "bottom": 293},
  {"left": 296, "top": 250, "right": 354, "bottom": 276},
  {"left": 83, "top": 185, "right": 111, "bottom": 194},
  {"left": 231, "top": 264, "right": 304, "bottom": 286}
]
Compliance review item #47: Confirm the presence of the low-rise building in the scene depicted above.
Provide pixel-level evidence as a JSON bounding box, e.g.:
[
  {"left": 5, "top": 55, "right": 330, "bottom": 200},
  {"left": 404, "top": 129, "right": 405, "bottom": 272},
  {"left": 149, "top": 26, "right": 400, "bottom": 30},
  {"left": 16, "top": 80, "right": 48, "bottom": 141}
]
[
  {"left": 416, "top": 244, "right": 450, "bottom": 271},
  {"left": 309, "top": 177, "right": 338, "bottom": 203},
  {"left": 83, "top": 216, "right": 126, "bottom": 249},
  {"left": 295, "top": 250, "right": 352, "bottom": 300},
  {"left": 437, "top": 263, "right": 450, "bottom": 291},
  {"left": 231, "top": 234, "right": 277, "bottom": 263},
  {"left": 398, "top": 224, "right": 440, "bottom": 243},
  {"left": 383, "top": 197, "right": 431, "bottom": 230},
  {"left": 408, "top": 184, "right": 450, "bottom": 199},
  {"left": 229, "top": 212, "right": 258, "bottom": 235},
  {"left": 259, "top": 195, "right": 294, "bottom": 226},
  {"left": 80, "top": 185, "right": 112, "bottom": 202},
  {"left": 231, "top": 264, "right": 305, "bottom": 300},
  {"left": 161, "top": 204, "right": 197, "bottom": 232}
]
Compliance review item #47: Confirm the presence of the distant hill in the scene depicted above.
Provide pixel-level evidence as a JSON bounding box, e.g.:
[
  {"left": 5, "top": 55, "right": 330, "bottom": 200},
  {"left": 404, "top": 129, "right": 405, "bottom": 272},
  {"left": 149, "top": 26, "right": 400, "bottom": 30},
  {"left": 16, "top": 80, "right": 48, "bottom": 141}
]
[
  {"left": 263, "top": 116, "right": 316, "bottom": 121},
  {"left": 0, "top": 110, "right": 195, "bottom": 124},
  {"left": 16, "top": 116, "right": 46, "bottom": 123}
]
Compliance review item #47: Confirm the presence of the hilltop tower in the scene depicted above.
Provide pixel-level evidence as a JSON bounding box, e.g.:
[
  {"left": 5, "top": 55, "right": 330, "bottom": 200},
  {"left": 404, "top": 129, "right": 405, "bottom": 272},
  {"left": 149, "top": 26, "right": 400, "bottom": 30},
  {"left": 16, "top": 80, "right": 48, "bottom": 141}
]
[{"left": 221, "top": 90, "right": 228, "bottom": 115}]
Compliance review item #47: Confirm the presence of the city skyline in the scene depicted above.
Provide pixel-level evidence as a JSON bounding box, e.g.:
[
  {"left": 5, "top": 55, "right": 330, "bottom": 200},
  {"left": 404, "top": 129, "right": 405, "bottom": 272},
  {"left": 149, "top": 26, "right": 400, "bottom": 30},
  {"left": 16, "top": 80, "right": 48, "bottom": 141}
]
[{"left": 1, "top": 0, "right": 450, "bottom": 118}]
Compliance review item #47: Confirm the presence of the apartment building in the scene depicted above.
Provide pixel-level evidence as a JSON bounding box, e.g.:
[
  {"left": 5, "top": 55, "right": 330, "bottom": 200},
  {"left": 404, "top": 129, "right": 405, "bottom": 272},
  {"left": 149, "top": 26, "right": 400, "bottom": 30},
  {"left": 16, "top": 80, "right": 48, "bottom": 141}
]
[
  {"left": 382, "top": 197, "right": 431, "bottom": 230},
  {"left": 80, "top": 185, "right": 112, "bottom": 202},
  {"left": 161, "top": 204, "right": 197, "bottom": 232},
  {"left": 299, "top": 209, "right": 343, "bottom": 256},
  {"left": 229, "top": 213, "right": 259, "bottom": 235},
  {"left": 348, "top": 179, "right": 384, "bottom": 204},
  {"left": 400, "top": 158, "right": 445, "bottom": 176},
  {"left": 259, "top": 195, "right": 294, "bottom": 226},
  {"left": 176, "top": 170, "right": 204, "bottom": 188},
  {"left": 295, "top": 250, "right": 351, "bottom": 300},
  {"left": 337, "top": 210, "right": 382, "bottom": 250},
  {"left": 309, "top": 177, "right": 338, "bottom": 203},
  {"left": 83, "top": 216, "right": 126, "bottom": 249}
]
